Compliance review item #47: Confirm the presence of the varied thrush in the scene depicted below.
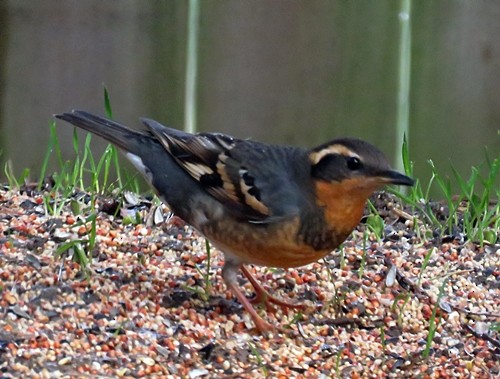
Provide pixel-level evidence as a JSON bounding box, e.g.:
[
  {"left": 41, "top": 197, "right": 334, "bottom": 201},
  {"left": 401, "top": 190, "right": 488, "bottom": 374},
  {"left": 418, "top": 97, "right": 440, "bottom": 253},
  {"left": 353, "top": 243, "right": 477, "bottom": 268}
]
[{"left": 56, "top": 110, "right": 414, "bottom": 333}]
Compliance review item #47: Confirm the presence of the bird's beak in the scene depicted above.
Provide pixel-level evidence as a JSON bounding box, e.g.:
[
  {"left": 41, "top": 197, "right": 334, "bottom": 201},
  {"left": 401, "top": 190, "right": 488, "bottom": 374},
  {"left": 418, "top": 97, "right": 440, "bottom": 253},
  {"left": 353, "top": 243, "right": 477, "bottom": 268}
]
[{"left": 379, "top": 170, "right": 415, "bottom": 186}]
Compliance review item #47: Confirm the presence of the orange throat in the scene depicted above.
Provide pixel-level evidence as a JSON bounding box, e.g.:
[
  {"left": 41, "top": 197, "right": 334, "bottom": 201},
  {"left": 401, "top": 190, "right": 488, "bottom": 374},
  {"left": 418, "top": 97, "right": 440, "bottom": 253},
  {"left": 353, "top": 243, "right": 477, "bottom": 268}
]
[{"left": 315, "top": 178, "right": 378, "bottom": 236}]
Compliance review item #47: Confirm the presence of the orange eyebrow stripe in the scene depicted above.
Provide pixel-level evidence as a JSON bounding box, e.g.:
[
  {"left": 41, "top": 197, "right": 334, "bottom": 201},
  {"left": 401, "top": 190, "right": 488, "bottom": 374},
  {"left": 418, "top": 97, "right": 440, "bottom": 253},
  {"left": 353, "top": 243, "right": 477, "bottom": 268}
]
[{"left": 309, "top": 144, "right": 358, "bottom": 165}]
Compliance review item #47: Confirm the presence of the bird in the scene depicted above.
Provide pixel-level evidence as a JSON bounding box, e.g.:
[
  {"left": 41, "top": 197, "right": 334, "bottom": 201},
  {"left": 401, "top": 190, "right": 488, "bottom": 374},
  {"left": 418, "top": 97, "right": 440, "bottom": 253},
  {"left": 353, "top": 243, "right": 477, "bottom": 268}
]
[{"left": 55, "top": 110, "right": 414, "bottom": 333}]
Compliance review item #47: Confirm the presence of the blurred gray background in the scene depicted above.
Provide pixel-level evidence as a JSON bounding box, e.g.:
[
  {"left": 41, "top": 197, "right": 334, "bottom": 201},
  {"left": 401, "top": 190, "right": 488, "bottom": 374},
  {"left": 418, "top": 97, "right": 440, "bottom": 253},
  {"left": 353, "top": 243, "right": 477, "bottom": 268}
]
[{"left": 0, "top": 1, "right": 499, "bottom": 195}]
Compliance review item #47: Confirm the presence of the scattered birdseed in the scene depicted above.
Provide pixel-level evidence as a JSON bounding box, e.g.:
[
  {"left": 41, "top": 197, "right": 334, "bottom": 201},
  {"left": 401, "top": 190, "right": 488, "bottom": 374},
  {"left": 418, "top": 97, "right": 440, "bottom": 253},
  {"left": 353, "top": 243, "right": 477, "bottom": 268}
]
[{"left": 0, "top": 188, "right": 498, "bottom": 378}]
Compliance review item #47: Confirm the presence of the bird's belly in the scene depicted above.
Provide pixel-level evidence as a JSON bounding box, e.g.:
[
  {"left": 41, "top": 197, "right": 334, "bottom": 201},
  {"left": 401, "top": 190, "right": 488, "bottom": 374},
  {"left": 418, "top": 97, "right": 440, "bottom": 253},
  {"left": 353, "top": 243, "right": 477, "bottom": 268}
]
[
  {"left": 234, "top": 243, "right": 330, "bottom": 268},
  {"left": 201, "top": 217, "right": 333, "bottom": 268}
]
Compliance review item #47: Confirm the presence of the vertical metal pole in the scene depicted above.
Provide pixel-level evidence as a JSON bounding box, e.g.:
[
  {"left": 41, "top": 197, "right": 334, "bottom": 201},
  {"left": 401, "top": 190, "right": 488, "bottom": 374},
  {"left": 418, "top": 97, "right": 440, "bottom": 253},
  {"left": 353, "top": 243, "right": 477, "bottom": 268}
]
[
  {"left": 395, "top": 0, "right": 412, "bottom": 173},
  {"left": 184, "top": 0, "right": 200, "bottom": 134}
]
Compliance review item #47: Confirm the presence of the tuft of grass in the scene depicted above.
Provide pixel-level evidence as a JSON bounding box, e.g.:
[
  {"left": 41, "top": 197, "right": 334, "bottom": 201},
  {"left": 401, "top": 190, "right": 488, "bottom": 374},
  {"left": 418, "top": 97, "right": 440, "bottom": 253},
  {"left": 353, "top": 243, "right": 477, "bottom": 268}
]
[
  {"left": 285, "top": 311, "right": 304, "bottom": 329},
  {"left": 188, "top": 243, "right": 213, "bottom": 302},
  {"left": 0, "top": 93, "right": 144, "bottom": 280},
  {"left": 366, "top": 201, "right": 385, "bottom": 240},
  {"left": 202, "top": 239, "right": 213, "bottom": 296},
  {"left": 390, "top": 248, "right": 435, "bottom": 328},
  {"left": 422, "top": 278, "right": 448, "bottom": 358},
  {"left": 394, "top": 136, "right": 442, "bottom": 232},
  {"left": 394, "top": 136, "right": 499, "bottom": 245},
  {"left": 182, "top": 240, "right": 214, "bottom": 302},
  {"left": 391, "top": 292, "right": 411, "bottom": 328},
  {"left": 35, "top": 122, "right": 138, "bottom": 216},
  {"left": 248, "top": 341, "right": 268, "bottom": 377},
  {"left": 379, "top": 326, "right": 386, "bottom": 349},
  {"left": 417, "top": 247, "right": 435, "bottom": 286},
  {"left": 334, "top": 345, "right": 344, "bottom": 377},
  {"left": 450, "top": 156, "right": 499, "bottom": 244},
  {"left": 103, "top": 85, "right": 126, "bottom": 190},
  {"left": 4, "top": 160, "right": 30, "bottom": 189},
  {"left": 331, "top": 283, "right": 347, "bottom": 318},
  {"left": 360, "top": 202, "right": 385, "bottom": 279},
  {"left": 338, "top": 244, "right": 346, "bottom": 270},
  {"left": 54, "top": 212, "right": 100, "bottom": 280},
  {"left": 358, "top": 231, "right": 368, "bottom": 279},
  {"left": 13, "top": 87, "right": 140, "bottom": 202}
]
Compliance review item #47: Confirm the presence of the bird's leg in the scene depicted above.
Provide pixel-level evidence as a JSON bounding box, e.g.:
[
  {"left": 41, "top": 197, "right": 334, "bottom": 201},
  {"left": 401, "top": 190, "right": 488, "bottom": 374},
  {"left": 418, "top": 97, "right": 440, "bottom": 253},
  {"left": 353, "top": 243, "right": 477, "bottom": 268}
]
[
  {"left": 241, "top": 266, "right": 305, "bottom": 310},
  {"left": 222, "top": 260, "right": 274, "bottom": 333}
]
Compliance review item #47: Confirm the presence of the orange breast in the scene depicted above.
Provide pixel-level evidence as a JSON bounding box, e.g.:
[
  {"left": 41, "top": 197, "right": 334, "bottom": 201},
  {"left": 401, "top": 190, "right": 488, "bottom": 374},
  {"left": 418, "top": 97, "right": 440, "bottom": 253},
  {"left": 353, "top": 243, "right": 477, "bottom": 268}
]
[
  {"left": 200, "top": 178, "right": 376, "bottom": 269},
  {"left": 202, "top": 216, "right": 332, "bottom": 268}
]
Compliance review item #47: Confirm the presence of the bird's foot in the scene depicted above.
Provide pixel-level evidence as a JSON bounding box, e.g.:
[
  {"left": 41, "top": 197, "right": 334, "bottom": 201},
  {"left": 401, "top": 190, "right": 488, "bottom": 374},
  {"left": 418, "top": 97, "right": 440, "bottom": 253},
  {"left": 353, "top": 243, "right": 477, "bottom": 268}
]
[{"left": 241, "top": 266, "right": 305, "bottom": 311}]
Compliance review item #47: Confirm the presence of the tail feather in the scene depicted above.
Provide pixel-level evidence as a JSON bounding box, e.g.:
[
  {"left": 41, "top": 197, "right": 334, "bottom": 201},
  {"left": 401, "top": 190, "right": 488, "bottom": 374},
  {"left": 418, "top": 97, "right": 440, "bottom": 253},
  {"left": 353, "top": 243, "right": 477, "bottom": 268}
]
[
  {"left": 55, "top": 110, "right": 210, "bottom": 222},
  {"left": 55, "top": 110, "right": 149, "bottom": 153}
]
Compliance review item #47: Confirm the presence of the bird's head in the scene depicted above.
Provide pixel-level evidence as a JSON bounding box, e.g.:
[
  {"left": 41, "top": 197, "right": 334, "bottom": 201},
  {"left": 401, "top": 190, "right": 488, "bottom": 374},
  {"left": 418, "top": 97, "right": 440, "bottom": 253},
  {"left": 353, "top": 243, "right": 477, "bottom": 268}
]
[
  {"left": 309, "top": 138, "right": 414, "bottom": 192},
  {"left": 308, "top": 138, "right": 414, "bottom": 235}
]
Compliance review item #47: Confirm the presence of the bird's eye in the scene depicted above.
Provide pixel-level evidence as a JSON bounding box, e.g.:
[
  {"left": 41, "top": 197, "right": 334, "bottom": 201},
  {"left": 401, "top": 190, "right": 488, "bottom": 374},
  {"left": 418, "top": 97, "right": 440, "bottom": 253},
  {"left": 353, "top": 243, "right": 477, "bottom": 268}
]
[{"left": 346, "top": 157, "right": 362, "bottom": 170}]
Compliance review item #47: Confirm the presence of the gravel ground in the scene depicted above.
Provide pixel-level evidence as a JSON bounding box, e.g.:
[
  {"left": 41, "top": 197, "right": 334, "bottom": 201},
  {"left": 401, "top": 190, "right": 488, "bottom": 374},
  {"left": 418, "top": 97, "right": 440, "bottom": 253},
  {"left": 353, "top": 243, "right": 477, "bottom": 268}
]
[{"left": 0, "top": 187, "right": 498, "bottom": 378}]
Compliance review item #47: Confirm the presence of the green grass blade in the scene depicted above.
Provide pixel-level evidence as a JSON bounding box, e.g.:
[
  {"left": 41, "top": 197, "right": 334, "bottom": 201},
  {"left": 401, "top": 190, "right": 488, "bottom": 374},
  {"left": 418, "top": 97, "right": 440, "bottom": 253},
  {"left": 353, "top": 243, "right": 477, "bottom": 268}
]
[
  {"left": 4, "top": 160, "right": 19, "bottom": 188},
  {"left": 401, "top": 134, "right": 412, "bottom": 177},
  {"left": 103, "top": 85, "right": 113, "bottom": 119},
  {"left": 83, "top": 135, "right": 98, "bottom": 193},
  {"left": 95, "top": 145, "right": 114, "bottom": 194},
  {"left": 423, "top": 278, "right": 448, "bottom": 357},
  {"left": 37, "top": 121, "right": 58, "bottom": 190},
  {"left": 51, "top": 121, "right": 65, "bottom": 168},
  {"left": 111, "top": 146, "right": 123, "bottom": 189},
  {"left": 88, "top": 212, "right": 97, "bottom": 251}
]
